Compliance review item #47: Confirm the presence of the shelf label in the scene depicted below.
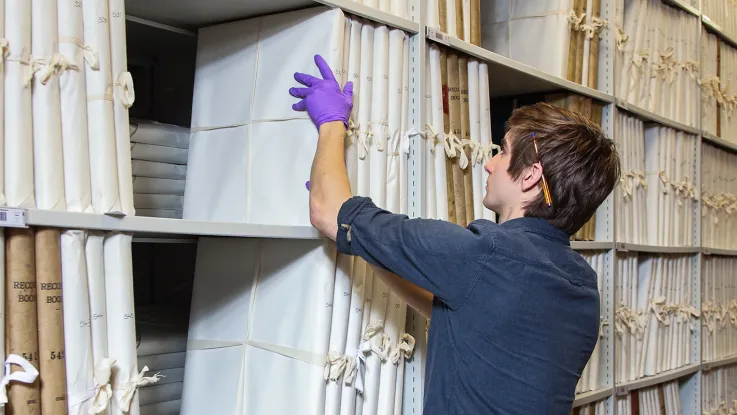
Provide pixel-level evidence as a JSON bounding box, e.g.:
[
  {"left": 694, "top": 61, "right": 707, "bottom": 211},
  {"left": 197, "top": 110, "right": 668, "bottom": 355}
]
[
  {"left": 426, "top": 27, "right": 449, "bottom": 46},
  {"left": 615, "top": 386, "right": 628, "bottom": 397},
  {"left": 0, "top": 208, "right": 27, "bottom": 228}
]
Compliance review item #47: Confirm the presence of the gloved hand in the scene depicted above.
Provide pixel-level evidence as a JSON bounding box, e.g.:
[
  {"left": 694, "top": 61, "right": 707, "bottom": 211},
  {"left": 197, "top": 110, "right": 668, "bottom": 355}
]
[{"left": 290, "top": 54, "right": 353, "bottom": 129}]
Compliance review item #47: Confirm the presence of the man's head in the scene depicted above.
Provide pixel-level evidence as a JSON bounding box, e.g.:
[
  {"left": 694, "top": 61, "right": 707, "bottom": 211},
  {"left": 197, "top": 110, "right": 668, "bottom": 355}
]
[{"left": 483, "top": 102, "right": 621, "bottom": 235}]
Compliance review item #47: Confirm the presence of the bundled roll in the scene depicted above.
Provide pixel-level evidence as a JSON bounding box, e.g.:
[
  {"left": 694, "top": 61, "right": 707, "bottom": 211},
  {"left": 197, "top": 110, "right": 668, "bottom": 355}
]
[
  {"left": 575, "top": 252, "right": 606, "bottom": 394},
  {"left": 613, "top": 113, "right": 647, "bottom": 244},
  {"left": 615, "top": 253, "right": 697, "bottom": 382},
  {"left": 701, "top": 256, "right": 737, "bottom": 363},
  {"left": 702, "top": 144, "right": 737, "bottom": 249},
  {"left": 482, "top": 0, "right": 606, "bottom": 88},
  {"left": 61, "top": 230, "right": 95, "bottom": 415},
  {"left": 702, "top": 364, "right": 737, "bottom": 415},
  {"left": 616, "top": 0, "right": 700, "bottom": 128}
]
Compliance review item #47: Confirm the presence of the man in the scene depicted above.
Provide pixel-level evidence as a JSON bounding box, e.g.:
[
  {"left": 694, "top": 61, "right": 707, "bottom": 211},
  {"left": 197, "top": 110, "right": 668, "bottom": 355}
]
[{"left": 289, "top": 55, "right": 621, "bottom": 414}]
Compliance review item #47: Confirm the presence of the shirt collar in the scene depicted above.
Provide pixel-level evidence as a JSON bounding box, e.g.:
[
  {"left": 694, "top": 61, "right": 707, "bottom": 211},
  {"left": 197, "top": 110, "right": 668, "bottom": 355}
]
[{"left": 500, "top": 217, "right": 570, "bottom": 244}]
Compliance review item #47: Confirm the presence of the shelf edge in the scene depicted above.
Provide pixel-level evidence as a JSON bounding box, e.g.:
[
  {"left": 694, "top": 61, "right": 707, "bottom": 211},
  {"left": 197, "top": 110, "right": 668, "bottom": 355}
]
[
  {"left": 615, "top": 363, "right": 701, "bottom": 393},
  {"left": 702, "top": 131, "right": 737, "bottom": 153},
  {"left": 316, "top": 0, "right": 419, "bottom": 33},
  {"left": 572, "top": 388, "right": 613, "bottom": 408},
  {"left": 616, "top": 100, "right": 700, "bottom": 135}
]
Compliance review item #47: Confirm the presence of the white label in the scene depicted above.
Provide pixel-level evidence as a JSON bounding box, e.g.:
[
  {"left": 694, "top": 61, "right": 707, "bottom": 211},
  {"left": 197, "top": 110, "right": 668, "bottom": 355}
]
[
  {"left": 0, "top": 208, "right": 27, "bottom": 228},
  {"left": 426, "top": 27, "right": 450, "bottom": 46}
]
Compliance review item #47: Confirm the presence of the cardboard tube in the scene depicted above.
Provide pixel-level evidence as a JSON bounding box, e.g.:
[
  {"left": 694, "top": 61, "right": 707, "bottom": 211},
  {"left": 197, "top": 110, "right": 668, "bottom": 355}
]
[
  {"left": 438, "top": 0, "right": 447, "bottom": 33},
  {"left": 455, "top": 0, "right": 464, "bottom": 41},
  {"left": 567, "top": 0, "right": 582, "bottom": 82},
  {"left": 447, "top": 51, "right": 466, "bottom": 227},
  {"left": 35, "top": 228, "right": 67, "bottom": 415},
  {"left": 440, "top": 47, "right": 456, "bottom": 224},
  {"left": 459, "top": 56, "right": 474, "bottom": 226},
  {"left": 6, "top": 227, "right": 41, "bottom": 414},
  {"left": 470, "top": 0, "right": 480, "bottom": 46},
  {"left": 588, "top": 0, "right": 602, "bottom": 89}
]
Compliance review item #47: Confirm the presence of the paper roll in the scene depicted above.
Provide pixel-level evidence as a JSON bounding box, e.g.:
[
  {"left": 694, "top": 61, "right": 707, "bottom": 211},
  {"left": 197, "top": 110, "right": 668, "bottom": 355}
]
[
  {"left": 110, "top": 0, "right": 135, "bottom": 216},
  {"left": 61, "top": 230, "right": 95, "bottom": 415},
  {"left": 567, "top": 0, "right": 582, "bottom": 82},
  {"left": 470, "top": 0, "right": 480, "bottom": 46},
  {"left": 6, "top": 227, "right": 41, "bottom": 414},
  {"left": 440, "top": 48, "right": 455, "bottom": 224},
  {"left": 83, "top": 0, "right": 121, "bottom": 214},
  {"left": 104, "top": 233, "right": 142, "bottom": 415},
  {"left": 0, "top": 1, "right": 5, "bottom": 206},
  {"left": 85, "top": 232, "right": 110, "bottom": 415},
  {"left": 447, "top": 52, "right": 466, "bottom": 227},
  {"left": 34, "top": 229, "right": 67, "bottom": 415},
  {"left": 588, "top": 0, "right": 601, "bottom": 89},
  {"left": 5, "top": 0, "right": 35, "bottom": 208},
  {"left": 438, "top": 0, "right": 447, "bottom": 34},
  {"left": 459, "top": 56, "right": 474, "bottom": 226}
]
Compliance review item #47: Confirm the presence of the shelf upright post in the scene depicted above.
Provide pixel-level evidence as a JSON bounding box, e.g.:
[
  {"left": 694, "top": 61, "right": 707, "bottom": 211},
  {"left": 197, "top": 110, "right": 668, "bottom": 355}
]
[{"left": 403, "top": 1, "right": 428, "bottom": 414}]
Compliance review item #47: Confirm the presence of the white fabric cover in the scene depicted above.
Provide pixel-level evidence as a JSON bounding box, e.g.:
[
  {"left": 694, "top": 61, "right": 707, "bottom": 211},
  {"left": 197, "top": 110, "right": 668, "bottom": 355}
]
[
  {"left": 31, "top": 0, "right": 65, "bottom": 210},
  {"left": 132, "top": 178, "right": 185, "bottom": 196},
  {"left": 61, "top": 231, "right": 95, "bottom": 415},
  {"left": 84, "top": 0, "right": 120, "bottom": 214},
  {"left": 0, "top": 3, "right": 4, "bottom": 207},
  {"left": 104, "top": 233, "right": 142, "bottom": 415},
  {"left": 131, "top": 143, "right": 188, "bottom": 165},
  {"left": 131, "top": 161, "right": 187, "bottom": 180},
  {"left": 110, "top": 0, "right": 134, "bottom": 216},
  {"left": 58, "top": 0, "right": 93, "bottom": 213},
  {"left": 429, "top": 45, "right": 448, "bottom": 221},
  {"left": 85, "top": 233, "right": 110, "bottom": 395},
  {"left": 184, "top": 7, "right": 345, "bottom": 226},
  {"left": 467, "top": 60, "right": 483, "bottom": 220},
  {"left": 182, "top": 237, "right": 337, "bottom": 415},
  {"left": 482, "top": 0, "right": 572, "bottom": 78},
  {"left": 479, "top": 63, "right": 495, "bottom": 222},
  {"left": 5, "top": 0, "right": 35, "bottom": 208},
  {"left": 130, "top": 122, "right": 190, "bottom": 149}
]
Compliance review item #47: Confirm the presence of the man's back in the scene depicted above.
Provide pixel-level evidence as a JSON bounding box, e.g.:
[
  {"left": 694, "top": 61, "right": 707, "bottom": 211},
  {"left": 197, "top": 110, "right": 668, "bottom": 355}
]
[{"left": 422, "top": 217, "right": 600, "bottom": 414}]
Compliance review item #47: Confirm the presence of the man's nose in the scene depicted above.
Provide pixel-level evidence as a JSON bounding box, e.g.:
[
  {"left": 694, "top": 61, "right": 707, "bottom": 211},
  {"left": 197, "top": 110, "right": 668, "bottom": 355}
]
[{"left": 484, "top": 154, "right": 498, "bottom": 175}]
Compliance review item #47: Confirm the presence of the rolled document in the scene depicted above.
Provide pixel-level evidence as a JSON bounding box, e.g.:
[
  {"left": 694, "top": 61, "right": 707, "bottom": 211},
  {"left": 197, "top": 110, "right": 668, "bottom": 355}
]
[
  {"left": 6, "top": 227, "right": 41, "bottom": 413},
  {"left": 35, "top": 228, "right": 68, "bottom": 414},
  {"left": 61, "top": 231, "right": 95, "bottom": 415}
]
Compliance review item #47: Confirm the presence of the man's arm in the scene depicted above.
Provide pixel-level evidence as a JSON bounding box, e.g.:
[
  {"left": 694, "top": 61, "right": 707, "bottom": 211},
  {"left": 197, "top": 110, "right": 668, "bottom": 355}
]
[
  {"left": 308, "top": 121, "right": 352, "bottom": 240},
  {"left": 370, "top": 265, "right": 433, "bottom": 320}
]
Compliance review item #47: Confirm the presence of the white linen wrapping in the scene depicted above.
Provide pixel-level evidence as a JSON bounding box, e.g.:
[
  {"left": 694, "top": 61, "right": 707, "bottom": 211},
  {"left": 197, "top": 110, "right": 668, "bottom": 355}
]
[
  {"left": 182, "top": 237, "right": 337, "bottom": 415},
  {"left": 5, "top": 0, "right": 35, "bottom": 208},
  {"left": 702, "top": 143, "right": 737, "bottom": 250},
  {"left": 110, "top": 0, "right": 135, "bottom": 216},
  {"left": 32, "top": 0, "right": 66, "bottom": 211},
  {"left": 428, "top": 44, "right": 448, "bottom": 221},
  {"left": 84, "top": 0, "right": 121, "bottom": 214},
  {"left": 0, "top": 2, "right": 4, "bottom": 207},
  {"left": 104, "top": 233, "right": 144, "bottom": 415},
  {"left": 61, "top": 231, "right": 95, "bottom": 415},
  {"left": 479, "top": 63, "right": 496, "bottom": 222},
  {"left": 85, "top": 232, "right": 111, "bottom": 415},
  {"left": 59, "top": 0, "right": 93, "bottom": 213},
  {"left": 183, "top": 7, "right": 345, "bottom": 226}
]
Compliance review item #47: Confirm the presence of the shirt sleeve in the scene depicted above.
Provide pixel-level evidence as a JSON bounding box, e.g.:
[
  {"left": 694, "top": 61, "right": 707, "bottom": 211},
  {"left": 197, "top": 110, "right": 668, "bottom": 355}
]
[{"left": 336, "top": 196, "right": 494, "bottom": 309}]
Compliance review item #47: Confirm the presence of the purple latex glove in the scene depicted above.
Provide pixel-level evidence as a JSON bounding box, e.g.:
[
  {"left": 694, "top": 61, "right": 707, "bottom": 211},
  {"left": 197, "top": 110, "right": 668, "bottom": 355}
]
[{"left": 290, "top": 55, "right": 353, "bottom": 129}]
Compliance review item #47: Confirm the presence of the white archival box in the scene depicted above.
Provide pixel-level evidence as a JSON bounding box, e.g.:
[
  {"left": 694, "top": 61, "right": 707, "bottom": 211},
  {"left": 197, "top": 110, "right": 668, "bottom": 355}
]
[
  {"left": 182, "top": 237, "right": 338, "bottom": 415},
  {"left": 183, "top": 7, "right": 345, "bottom": 226}
]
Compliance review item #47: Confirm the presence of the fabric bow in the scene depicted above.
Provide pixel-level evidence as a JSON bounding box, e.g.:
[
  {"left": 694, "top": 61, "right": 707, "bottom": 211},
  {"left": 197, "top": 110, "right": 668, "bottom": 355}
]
[
  {"left": 323, "top": 351, "right": 349, "bottom": 381},
  {"left": 0, "top": 355, "right": 39, "bottom": 406},
  {"left": 118, "top": 366, "right": 162, "bottom": 412}
]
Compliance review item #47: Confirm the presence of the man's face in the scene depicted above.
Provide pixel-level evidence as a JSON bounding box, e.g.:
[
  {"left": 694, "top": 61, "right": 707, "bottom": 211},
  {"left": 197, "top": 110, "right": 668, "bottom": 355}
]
[{"left": 483, "top": 132, "right": 520, "bottom": 213}]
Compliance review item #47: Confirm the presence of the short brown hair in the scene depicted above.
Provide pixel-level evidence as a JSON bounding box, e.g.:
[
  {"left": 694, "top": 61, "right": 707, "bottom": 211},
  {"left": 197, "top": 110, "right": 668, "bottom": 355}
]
[{"left": 505, "top": 102, "right": 621, "bottom": 235}]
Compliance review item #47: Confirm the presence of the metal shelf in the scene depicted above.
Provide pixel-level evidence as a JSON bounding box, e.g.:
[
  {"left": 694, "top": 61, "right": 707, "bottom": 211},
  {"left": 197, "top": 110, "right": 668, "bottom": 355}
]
[
  {"left": 572, "top": 388, "right": 613, "bottom": 408},
  {"left": 425, "top": 27, "right": 615, "bottom": 102},
  {"left": 124, "top": 0, "right": 418, "bottom": 32},
  {"left": 616, "top": 243, "right": 701, "bottom": 254},
  {"left": 661, "top": 0, "right": 700, "bottom": 17},
  {"left": 615, "top": 364, "right": 701, "bottom": 394},
  {"left": 21, "top": 209, "right": 322, "bottom": 240},
  {"left": 616, "top": 100, "right": 700, "bottom": 135},
  {"left": 702, "top": 15, "right": 737, "bottom": 49},
  {"left": 571, "top": 241, "right": 615, "bottom": 251},
  {"left": 702, "top": 247, "right": 737, "bottom": 257},
  {"left": 702, "top": 355, "right": 737, "bottom": 371},
  {"left": 702, "top": 131, "right": 737, "bottom": 153}
]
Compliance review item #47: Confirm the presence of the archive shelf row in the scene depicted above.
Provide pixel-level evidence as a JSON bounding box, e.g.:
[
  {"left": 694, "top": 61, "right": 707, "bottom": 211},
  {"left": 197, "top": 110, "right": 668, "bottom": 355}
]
[{"left": 2, "top": 0, "right": 737, "bottom": 414}]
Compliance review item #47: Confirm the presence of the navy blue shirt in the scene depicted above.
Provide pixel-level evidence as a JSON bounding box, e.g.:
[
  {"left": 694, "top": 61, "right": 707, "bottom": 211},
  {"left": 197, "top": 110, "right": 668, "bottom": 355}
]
[{"left": 336, "top": 196, "right": 600, "bottom": 414}]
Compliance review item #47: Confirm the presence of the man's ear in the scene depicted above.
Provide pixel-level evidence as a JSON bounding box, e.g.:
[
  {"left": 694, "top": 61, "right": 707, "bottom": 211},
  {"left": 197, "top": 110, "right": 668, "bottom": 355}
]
[{"left": 520, "top": 162, "right": 543, "bottom": 193}]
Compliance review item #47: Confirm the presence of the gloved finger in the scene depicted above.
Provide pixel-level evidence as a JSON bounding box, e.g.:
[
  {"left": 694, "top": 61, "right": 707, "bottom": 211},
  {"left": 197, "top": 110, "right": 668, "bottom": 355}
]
[
  {"left": 342, "top": 81, "right": 354, "bottom": 97},
  {"left": 292, "top": 99, "right": 307, "bottom": 111},
  {"left": 294, "top": 72, "right": 320, "bottom": 87},
  {"left": 289, "top": 87, "right": 312, "bottom": 98},
  {"left": 314, "top": 55, "right": 336, "bottom": 82}
]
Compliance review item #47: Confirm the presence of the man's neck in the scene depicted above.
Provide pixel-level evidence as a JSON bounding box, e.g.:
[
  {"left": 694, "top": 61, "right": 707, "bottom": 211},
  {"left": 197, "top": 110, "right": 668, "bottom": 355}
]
[{"left": 497, "top": 205, "right": 525, "bottom": 224}]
